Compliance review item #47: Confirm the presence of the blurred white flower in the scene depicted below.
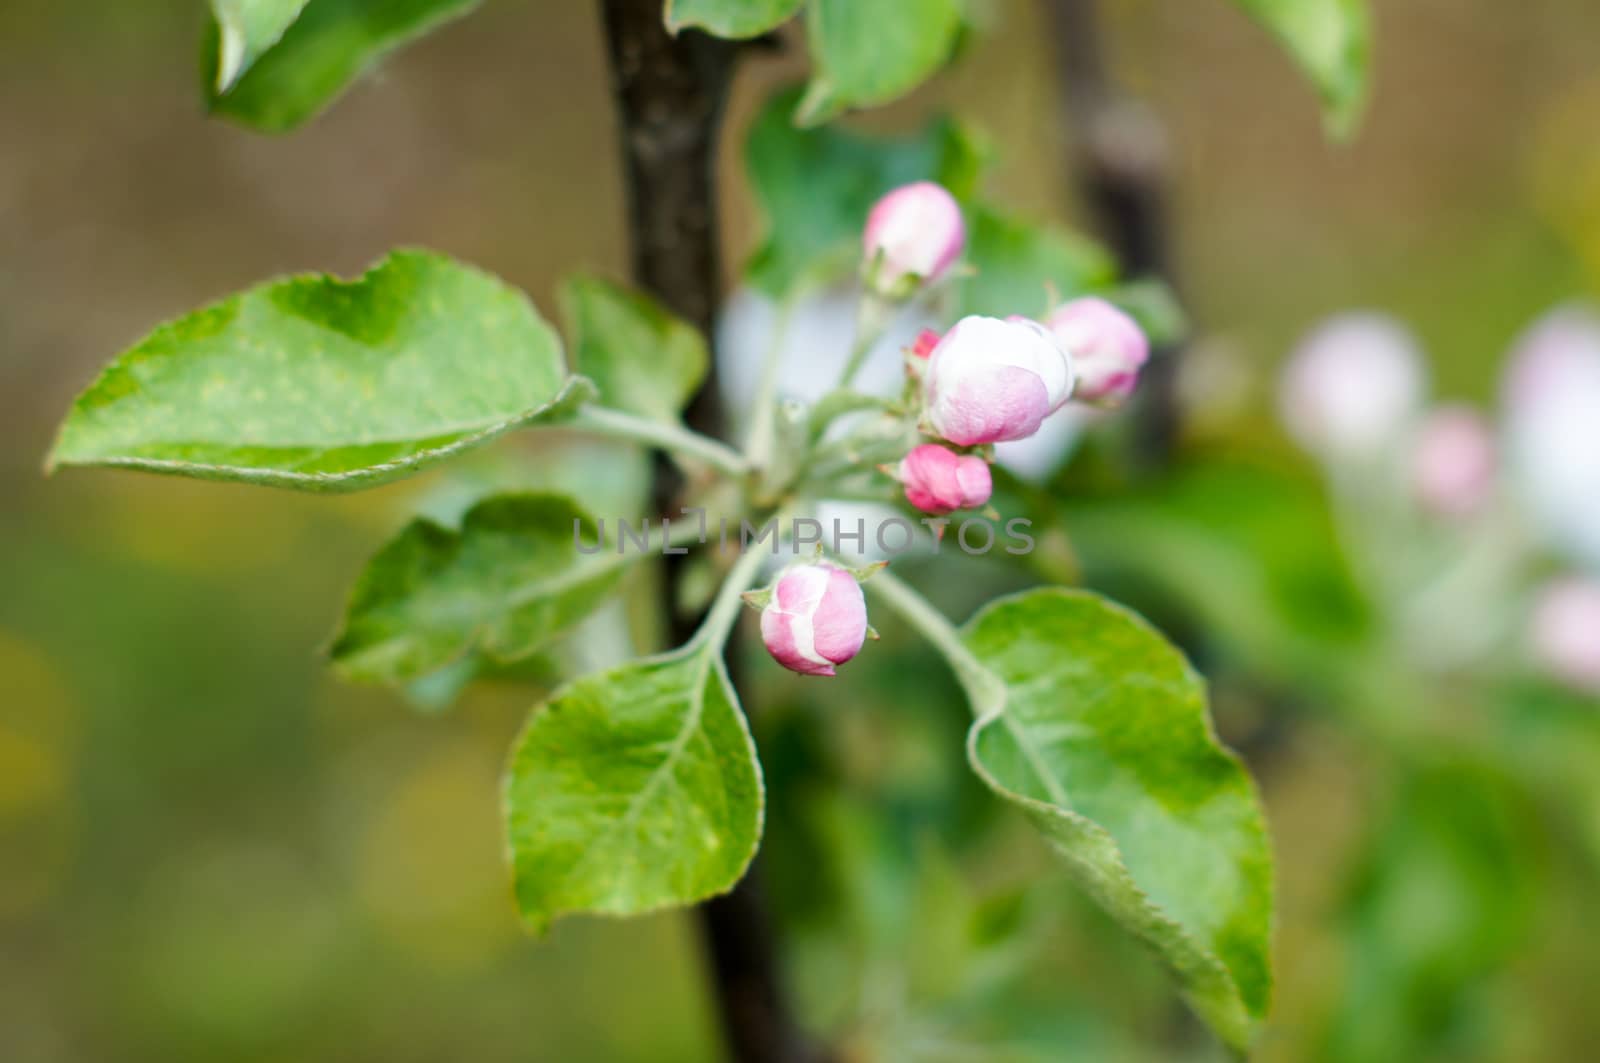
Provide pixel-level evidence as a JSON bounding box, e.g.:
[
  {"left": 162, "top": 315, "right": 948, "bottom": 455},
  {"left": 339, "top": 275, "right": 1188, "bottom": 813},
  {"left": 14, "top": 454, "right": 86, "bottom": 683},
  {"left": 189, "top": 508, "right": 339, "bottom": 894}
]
[
  {"left": 1279, "top": 312, "right": 1427, "bottom": 461},
  {"left": 1501, "top": 305, "right": 1600, "bottom": 570}
]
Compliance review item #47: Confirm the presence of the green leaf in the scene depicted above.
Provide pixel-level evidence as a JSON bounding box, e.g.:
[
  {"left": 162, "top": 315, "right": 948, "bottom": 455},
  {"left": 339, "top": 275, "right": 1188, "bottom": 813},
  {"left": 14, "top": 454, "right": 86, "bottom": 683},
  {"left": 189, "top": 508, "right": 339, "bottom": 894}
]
[
  {"left": 958, "top": 206, "right": 1118, "bottom": 320},
  {"left": 49, "top": 249, "right": 582, "bottom": 492},
  {"left": 208, "top": 0, "right": 312, "bottom": 92},
  {"left": 328, "top": 493, "right": 636, "bottom": 686},
  {"left": 798, "top": 0, "right": 964, "bottom": 125},
  {"left": 503, "top": 644, "right": 764, "bottom": 931},
  {"left": 960, "top": 588, "right": 1273, "bottom": 1052},
  {"left": 664, "top": 0, "right": 802, "bottom": 38},
  {"left": 1230, "top": 0, "right": 1372, "bottom": 137},
  {"left": 560, "top": 276, "right": 708, "bottom": 424},
  {"left": 205, "top": 0, "right": 482, "bottom": 132},
  {"left": 745, "top": 86, "right": 982, "bottom": 298}
]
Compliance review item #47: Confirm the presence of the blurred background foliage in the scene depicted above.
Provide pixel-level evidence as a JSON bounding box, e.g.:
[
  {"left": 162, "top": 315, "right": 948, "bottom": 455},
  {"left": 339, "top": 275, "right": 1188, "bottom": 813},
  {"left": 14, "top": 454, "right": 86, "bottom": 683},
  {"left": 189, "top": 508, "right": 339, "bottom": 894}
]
[{"left": 4, "top": 0, "right": 1600, "bottom": 1059}]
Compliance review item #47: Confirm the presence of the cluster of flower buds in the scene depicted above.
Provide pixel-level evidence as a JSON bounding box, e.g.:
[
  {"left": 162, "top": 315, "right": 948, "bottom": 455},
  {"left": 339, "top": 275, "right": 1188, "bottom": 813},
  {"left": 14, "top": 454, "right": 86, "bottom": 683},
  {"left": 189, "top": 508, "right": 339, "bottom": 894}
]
[
  {"left": 758, "top": 182, "right": 1153, "bottom": 679},
  {"left": 865, "top": 182, "right": 1151, "bottom": 520},
  {"left": 1280, "top": 306, "right": 1600, "bottom": 696},
  {"left": 1280, "top": 312, "right": 1503, "bottom": 521}
]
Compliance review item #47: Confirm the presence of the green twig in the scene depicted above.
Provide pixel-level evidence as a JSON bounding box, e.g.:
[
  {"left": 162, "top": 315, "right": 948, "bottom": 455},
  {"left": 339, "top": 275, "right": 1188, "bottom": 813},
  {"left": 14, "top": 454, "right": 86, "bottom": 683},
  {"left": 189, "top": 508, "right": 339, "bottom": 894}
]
[{"left": 572, "top": 405, "right": 750, "bottom": 477}]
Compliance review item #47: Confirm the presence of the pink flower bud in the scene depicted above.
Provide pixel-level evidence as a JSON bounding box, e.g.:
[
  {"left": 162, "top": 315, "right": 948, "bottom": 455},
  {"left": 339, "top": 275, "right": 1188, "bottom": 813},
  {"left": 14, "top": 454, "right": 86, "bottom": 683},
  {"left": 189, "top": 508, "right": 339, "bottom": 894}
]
[
  {"left": 898, "top": 443, "right": 993, "bottom": 515},
  {"left": 923, "top": 315, "right": 1075, "bottom": 445},
  {"left": 1411, "top": 405, "right": 1496, "bottom": 518},
  {"left": 759, "top": 564, "right": 868, "bottom": 678},
  {"left": 1530, "top": 577, "right": 1600, "bottom": 694},
  {"left": 1279, "top": 312, "right": 1426, "bottom": 460},
  {"left": 910, "top": 328, "right": 942, "bottom": 360},
  {"left": 862, "top": 182, "right": 965, "bottom": 297},
  {"left": 1045, "top": 297, "right": 1150, "bottom": 408}
]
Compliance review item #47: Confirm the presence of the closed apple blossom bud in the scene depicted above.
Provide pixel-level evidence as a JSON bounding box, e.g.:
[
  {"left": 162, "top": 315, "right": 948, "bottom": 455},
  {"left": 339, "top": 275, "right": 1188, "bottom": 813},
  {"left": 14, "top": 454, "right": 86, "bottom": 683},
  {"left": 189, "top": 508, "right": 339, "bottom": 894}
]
[
  {"left": 924, "top": 315, "right": 1075, "bottom": 445},
  {"left": 1045, "top": 297, "right": 1150, "bottom": 408},
  {"left": 1530, "top": 578, "right": 1600, "bottom": 694},
  {"left": 910, "top": 328, "right": 942, "bottom": 360},
  {"left": 759, "top": 564, "right": 868, "bottom": 678},
  {"left": 1279, "top": 312, "right": 1427, "bottom": 460},
  {"left": 862, "top": 182, "right": 965, "bottom": 298},
  {"left": 898, "top": 443, "right": 992, "bottom": 515},
  {"left": 1411, "top": 405, "right": 1496, "bottom": 518}
]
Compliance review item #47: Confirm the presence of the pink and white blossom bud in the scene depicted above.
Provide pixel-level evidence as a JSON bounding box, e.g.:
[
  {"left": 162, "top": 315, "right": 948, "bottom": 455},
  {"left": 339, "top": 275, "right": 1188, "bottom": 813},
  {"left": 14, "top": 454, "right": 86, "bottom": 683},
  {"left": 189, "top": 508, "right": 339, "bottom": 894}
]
[
  {"left": 1411, "top": 405, "right": 1496, "bottom": 518},
  {"left": 898, "top": 443, "right": 993, "bottom": 515},
  {"left": 862, "top": 182, "right": 965, "bottom": 297},
  {"left": 1530, "top": 578, "right": 1600, "bottom": 695},
  {"left": 923, "top": 315, "right": 1075, "bottom": 445},
  {"left": 1279, "top": 312, "right": 1427, "bottom": 460},
  {"left": 1045, "top": 297, "right": 1150, "bottom": 408},
  {"left": 759, "top": 564, "right": 868, "bottom": 678}
]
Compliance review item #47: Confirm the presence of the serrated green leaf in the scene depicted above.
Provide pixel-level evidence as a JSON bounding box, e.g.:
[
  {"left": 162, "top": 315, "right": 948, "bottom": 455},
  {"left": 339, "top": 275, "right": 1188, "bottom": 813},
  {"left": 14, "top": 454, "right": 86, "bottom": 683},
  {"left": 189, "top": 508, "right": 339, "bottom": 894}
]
[
  {"left": 798, "top": 0, "right": 964, "bottom": 125},
  {"left": 209, "top": 0, "right": 312, "bottom": 92},
  {"left": 49, "top": 250, "right": 581, "bottom": 492},
  {"left": 959, "top": 588, "right": 1273, "bottom": 1052},
  {"left": 958, "top": 205, "right": 1118, "bottom": 320},
  {"left": 503, "top": 644, "right": 764, "bottom": 931},
  {"left": 664, "top": 0, "right": 801, "bottom": 38},
  {"left": 1231, "top": 0, "right": 1372, "bottom": 137},
  {"left": 205, "top": 0, "right": 481, "bottom": 132},
  {"left": 329, "top": 493, "right": 635, "bottom": 686},
  {"left": 745, "top": 86, "right": 982, "bottom": 298},
  {"left": 560, "top": 276, "right": 708, "bottom": 424}
]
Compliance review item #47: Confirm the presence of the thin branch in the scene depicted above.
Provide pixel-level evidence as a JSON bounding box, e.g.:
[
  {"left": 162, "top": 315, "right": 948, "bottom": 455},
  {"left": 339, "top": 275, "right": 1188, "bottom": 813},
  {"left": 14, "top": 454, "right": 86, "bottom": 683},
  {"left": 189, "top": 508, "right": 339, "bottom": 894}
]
[
  {"left": 572, "top": 405, "right": 750, "bottom": 476},
  {"left": 596, "top": 5, "right": 820, "bottom": 1062},
  {"left": 1042, "top": 0, "right": 1182, "bottom": 467}
]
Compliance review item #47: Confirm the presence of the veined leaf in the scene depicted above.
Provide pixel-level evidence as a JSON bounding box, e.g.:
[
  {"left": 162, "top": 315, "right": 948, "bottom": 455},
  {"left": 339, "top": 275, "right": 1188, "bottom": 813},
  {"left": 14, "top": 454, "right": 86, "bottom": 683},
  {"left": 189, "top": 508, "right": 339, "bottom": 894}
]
[
  {"left": 959, "top": 589, "right": 1273, "bottom": 1052},
  {"left": 958, "top": 205, "right": 1118, "bottom": 320},
  {"left": 561, "top": 276, "right": 708, "bottom": 424},
  {"left": 329, "top": 493, "right": 636, "bottom": 686},
  {"left": 209, "top": 0, "right": 312, "bottom": 92},
  {"left": 798, "top": 0, "right": 964, "bottom": 126},
  {"left": 49, "top": 250, "right": 583, "bottom": 492},
  {"left": 205, "top": 0, "right": 482, "bottom": 132},
  {"left": 1231, "top": 0, "right": 1372, "bottom": 137},
  {"left": 664, "top": 0, "right": 802, "bottom": 38},
  {"left": 504, "top": 644, "right": 764, "bottom": 931},
  {"left": 745, "top": 86, "right": 982, "bottom": 298}
]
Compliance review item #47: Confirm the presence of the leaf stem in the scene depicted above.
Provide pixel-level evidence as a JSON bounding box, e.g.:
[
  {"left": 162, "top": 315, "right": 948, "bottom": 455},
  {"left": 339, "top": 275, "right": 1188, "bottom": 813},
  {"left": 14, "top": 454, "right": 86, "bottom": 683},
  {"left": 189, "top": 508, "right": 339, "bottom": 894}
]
[
  {"left": 866, "top": 569, "right": 1001, "bottom": 709},
  {"left": 572, "top": 405, "right": 750, "bottom": 477},
  {"left": 741, "top": 296, "right": 797, "bottom": 466},
  {"left": 693, "top": 506, "right": 796, "bottom": 654},
  {"left": 837, "top": 291, "right": 894, "bottom": 389}
]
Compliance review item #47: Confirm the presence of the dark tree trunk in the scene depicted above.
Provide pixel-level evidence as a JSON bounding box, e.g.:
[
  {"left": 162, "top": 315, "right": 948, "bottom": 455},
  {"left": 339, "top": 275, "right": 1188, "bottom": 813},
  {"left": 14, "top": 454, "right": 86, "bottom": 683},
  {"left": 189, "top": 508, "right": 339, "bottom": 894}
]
[
  {"left": 1043, "top": 0, "right": 1182, "bottom": 467},
  {"left": 597, "top": 5, "right": 816, "bottom": 1061}
]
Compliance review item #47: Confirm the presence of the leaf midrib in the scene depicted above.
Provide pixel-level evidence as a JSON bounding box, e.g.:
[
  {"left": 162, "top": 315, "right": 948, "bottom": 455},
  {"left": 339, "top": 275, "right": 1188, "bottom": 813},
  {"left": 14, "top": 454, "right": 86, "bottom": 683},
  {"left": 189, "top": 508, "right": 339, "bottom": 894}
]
[{"left": 556, "top": 651, "right": 715, "bottom": 899}]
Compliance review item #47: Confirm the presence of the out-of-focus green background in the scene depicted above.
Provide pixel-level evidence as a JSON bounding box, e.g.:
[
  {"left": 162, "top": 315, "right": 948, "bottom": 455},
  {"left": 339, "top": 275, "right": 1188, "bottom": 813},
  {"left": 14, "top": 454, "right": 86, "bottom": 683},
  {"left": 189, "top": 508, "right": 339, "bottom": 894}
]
[{"left": 5, "top": 2, "right": 1600, "bottom": 1060}]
